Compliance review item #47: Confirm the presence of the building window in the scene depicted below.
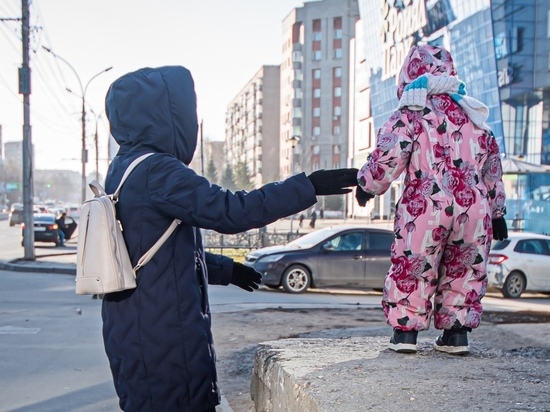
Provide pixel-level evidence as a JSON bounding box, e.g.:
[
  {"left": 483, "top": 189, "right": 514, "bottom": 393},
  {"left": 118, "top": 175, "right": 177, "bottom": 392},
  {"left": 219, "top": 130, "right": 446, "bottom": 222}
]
[
  {"left": 334, "top": 48, "right": 342, "bottom": 59},
  {"left": 334, "top": 87, "right": 341, "bottom": 97},
  {"left": 314, "top": 88, "right": 321, "bottom": 98},
  {"left": 313, "top": 69, "right": 321, "bottom": 79},
  {"left": 313, "top": 107, "right": 321, "bottom": 117},
  {"left": 334, "top": 106, "right": 341, "bottom": 116},
  {"left": 333, "top": 126, "right": 341, "bottom": 135},
  {"left": 313, "top": 50, "right": 322, "bottom": 61},
  {"left": 313, "top": 19, "right": 321, "bottom": 32},
  {"left": 313, "top": 127, "right": 321, "bottom": 136},
  {"left": 334, "top": 67, "right": 342, "bottom": 78},
  {"left": 313, "top": 31, "right": 322, "bottom": 41},
  {"left": 334, "top": 29, "right": 342, "bottom": 39}
]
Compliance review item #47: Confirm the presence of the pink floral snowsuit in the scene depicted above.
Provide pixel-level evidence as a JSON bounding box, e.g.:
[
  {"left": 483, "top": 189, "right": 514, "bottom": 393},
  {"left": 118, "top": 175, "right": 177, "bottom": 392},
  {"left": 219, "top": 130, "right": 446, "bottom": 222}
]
[{"left": 357, "top": 45, "right": 507, "bottom": 332}]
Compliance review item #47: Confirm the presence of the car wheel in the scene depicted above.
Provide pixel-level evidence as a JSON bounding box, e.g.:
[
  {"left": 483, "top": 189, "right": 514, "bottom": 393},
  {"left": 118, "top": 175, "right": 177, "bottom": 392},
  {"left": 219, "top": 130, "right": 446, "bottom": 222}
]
[
  {"left": 502, "top": 271, "right": 526, "bottom": 299},
  {"left": 281, "top": 265, "right": 311, "bottom": 294}
]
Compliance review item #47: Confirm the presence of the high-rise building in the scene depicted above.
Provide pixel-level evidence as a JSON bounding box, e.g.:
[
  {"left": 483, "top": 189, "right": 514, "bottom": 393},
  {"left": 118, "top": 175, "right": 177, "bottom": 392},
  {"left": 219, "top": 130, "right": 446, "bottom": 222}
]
[
  {"left": 225, "top": 65, "right": 280, "bottom": 187},
  {"left": 280, "top": 0, "right": 360, "bottom": 179}
]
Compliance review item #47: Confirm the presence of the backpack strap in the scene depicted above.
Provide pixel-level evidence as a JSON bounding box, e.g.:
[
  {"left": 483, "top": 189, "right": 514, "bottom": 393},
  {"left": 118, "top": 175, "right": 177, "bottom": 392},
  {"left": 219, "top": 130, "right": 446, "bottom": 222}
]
[
  {"left": 112, "top": 153, "right": 155, "bottom": 200},
  {"left": 89, "top": 180, "right": 107, "bottom": 197},
  {"left": 109, "top": 152, "right": 181, "bottom": 272},
  {"left": 134, "top": 218, "right": 182, "bottom": 271}
]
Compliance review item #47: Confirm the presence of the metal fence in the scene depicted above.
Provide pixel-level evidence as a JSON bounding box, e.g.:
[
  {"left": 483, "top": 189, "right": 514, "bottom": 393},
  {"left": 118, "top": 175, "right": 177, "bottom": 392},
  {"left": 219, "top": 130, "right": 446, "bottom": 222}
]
[{"left": 202, "top": 229, "right": 303, "bottom": 252}]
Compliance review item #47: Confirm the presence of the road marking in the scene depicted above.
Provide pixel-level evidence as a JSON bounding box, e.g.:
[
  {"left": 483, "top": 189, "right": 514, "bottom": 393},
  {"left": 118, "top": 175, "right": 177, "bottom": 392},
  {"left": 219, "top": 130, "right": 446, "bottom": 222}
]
[{"left": 0, "top": 325, "right": 40, "bottom": 334}]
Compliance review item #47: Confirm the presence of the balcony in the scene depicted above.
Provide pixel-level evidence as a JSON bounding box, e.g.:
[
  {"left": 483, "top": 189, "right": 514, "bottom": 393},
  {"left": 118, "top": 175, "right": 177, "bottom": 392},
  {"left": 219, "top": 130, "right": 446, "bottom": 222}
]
[{"left": 292, "top": 79, "right": 302, "bottom": 88}]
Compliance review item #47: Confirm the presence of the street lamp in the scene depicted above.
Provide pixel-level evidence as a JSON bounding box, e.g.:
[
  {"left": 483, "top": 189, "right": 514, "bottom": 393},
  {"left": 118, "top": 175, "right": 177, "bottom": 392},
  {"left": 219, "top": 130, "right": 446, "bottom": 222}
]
[
  {"left": 287, "top": 135, "right": 300, "bottom": 234},
  {"left": 42, "top": 46, "right": 112, "bottom": 203}
]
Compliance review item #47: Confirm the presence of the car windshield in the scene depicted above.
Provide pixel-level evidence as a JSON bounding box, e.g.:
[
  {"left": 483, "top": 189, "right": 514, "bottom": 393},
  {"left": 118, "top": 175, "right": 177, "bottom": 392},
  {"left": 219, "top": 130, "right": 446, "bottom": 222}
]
[
  {"left": 287, "top": 227, "right": 344, "bottom": 249},
  {"left": 491, "top": 239, "right": 511, "bottom": 250}
]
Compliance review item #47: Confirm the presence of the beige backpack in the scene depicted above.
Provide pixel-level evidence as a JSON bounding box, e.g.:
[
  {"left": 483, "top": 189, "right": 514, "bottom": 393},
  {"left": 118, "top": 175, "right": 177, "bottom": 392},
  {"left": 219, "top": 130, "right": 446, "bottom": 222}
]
[{"left": 75, "top": 153, "right": 180, "bottom": 295}]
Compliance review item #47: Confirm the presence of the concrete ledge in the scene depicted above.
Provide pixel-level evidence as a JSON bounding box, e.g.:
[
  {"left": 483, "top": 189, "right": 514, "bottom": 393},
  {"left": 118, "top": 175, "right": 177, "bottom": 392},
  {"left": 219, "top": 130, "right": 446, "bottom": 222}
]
[{"left": 251, "top": 329, "right": 550, "bottom": 412}]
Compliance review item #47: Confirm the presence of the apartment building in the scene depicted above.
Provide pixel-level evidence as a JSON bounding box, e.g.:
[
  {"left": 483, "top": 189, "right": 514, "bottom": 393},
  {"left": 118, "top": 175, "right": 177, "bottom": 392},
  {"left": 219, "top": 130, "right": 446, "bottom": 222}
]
[
  {"left": 280, "top": 0, "right": 360, "bottom": 179},
  {"left": 225, "top": 65, "right": 281, "bottom": 187}
]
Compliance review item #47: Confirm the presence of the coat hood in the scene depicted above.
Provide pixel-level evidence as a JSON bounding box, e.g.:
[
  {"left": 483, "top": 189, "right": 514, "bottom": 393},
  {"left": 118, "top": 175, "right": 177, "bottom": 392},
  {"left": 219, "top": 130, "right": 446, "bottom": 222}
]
[
  {"left": 396, "top": 45, "right": 457, "bottom": 100},
  {"left": 105, "top": 66, "right": 198, "bottom": 165}
]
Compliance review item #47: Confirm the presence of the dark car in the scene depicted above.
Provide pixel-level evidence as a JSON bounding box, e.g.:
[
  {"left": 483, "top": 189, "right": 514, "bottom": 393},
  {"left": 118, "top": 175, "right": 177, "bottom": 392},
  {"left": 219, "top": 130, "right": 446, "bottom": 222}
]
[
  {"left": 244, "top": 225, "right": 394, "bottom": 293},
  {"left": 21, "top": 213, "right": 76, "bottom": 246}
]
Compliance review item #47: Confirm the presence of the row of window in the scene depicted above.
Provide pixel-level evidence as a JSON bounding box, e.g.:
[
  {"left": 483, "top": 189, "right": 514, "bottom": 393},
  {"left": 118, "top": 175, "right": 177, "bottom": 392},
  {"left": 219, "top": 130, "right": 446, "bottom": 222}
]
[
  {"left": 312, "top": 49, "right": 343, "bottom": 60},
  {"left": 312, "top": 17, "right": 343, "bottom": 39},
  {"left": 312, "top": 106, "right": 341, "bottom": 117},
  {"left": 312, "top": 67, "right": 342, "bottom": 78}
]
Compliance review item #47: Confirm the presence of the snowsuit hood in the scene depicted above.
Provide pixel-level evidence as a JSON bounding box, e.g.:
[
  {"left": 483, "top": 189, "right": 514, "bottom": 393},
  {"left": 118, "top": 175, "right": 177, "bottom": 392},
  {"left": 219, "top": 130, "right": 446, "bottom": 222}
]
[
  {"left": 105, "top": 66, "right": 198, "bottom": 165},
  {"left": 396, "top": 45, "right": 457, "bottom": 100}
]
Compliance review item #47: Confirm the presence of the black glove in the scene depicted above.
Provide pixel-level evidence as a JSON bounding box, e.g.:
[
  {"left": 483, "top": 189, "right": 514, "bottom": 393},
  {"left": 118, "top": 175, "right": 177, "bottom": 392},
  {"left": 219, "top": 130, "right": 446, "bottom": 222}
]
[
  {"left": 492, "top": 217, "right": 508, "bottom": 241},
  {"left": 230, "top": 262, "right": 262, "bottom": 292},
  {"left": 355, "top": 187, "right": 374, "bottom": 207},
  {"left": 307, "top": 168, "right": 359, "bottom": 195}
]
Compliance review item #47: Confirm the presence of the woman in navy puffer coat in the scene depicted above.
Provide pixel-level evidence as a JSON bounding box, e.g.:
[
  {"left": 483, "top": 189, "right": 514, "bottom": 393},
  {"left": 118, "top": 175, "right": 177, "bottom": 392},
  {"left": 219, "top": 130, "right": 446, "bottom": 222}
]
[{"left": 102, "top": 66, "right": 357, "bottom": 411}]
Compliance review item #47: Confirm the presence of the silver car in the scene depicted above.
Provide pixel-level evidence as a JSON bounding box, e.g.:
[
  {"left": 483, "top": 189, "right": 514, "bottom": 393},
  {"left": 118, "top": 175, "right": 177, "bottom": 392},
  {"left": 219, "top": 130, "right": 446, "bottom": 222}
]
[
  {"left": 487, "top": 232, "right": 550, "bottom": 298},
  {"left": 244, "top": 225, "right": 394, "bottom": 293}
]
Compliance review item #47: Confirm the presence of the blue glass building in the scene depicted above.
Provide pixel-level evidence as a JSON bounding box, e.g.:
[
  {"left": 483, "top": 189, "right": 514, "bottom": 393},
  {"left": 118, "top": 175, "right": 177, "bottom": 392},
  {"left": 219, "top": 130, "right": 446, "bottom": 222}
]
[{"left": 353, "top": 0, "right": 550, "bottom": 232}]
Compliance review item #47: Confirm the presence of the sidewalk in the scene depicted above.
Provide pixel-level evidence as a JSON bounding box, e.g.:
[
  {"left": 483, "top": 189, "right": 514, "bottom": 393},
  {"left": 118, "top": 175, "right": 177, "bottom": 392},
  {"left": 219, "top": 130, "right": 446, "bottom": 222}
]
[{"left": 0, "top": 243, "right": 77, "bottom": 275}]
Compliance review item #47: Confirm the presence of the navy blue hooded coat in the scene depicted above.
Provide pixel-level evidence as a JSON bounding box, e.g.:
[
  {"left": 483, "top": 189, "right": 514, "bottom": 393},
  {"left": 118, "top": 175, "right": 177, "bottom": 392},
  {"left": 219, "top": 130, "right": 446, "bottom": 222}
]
[{"left": 102, "top": 66, "right": 317, "bottom": 411}]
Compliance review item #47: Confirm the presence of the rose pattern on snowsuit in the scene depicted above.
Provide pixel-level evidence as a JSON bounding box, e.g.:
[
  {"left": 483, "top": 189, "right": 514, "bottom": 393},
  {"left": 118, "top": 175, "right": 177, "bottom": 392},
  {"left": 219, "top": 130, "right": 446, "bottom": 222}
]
[{"left": 357, "top": 45, "right": 506, "bottom": 332}]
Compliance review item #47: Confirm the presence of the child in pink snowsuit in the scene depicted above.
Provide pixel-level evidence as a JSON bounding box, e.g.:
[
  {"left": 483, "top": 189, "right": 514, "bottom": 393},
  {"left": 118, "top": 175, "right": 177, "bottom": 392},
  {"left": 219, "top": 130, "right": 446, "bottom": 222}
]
[{"left": 357, "top": 45, "right": 508, "bottom": 355}]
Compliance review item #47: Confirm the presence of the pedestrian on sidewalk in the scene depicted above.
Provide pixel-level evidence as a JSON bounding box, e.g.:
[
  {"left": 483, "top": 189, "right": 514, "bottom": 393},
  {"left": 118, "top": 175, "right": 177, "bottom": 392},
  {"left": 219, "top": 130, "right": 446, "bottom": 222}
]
[
  {"left": 356, "top": 45, "right": 508, "bottom": 355},
  {"left": 298, "top": 213, "right": 305, "bottom": 228},
  {"left": 101, "top": 66, "right": 359, "bottom": 412},
  {"left": 309, "top": 209, "right": 317, "bottom": 228}
]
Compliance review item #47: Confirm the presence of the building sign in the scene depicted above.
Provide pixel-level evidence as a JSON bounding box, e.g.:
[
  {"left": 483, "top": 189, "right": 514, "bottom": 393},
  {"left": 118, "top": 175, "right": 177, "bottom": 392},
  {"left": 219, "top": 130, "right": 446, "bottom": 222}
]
[
  {"left": 498, "top": 65, "right": 515, "bottom": 87},
  {"left": 494, "top": 29, "right": 519, "bottom": 60},
  {"left": 380, "top": 0, "right": 427, "bottom": 81}
]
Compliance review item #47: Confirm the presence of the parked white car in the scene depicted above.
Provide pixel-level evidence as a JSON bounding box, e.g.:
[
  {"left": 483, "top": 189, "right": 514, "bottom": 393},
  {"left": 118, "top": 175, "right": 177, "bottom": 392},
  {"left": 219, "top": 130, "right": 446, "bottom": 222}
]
[{"left": 487, "top": 232, "right": 550, "bottom": 298}]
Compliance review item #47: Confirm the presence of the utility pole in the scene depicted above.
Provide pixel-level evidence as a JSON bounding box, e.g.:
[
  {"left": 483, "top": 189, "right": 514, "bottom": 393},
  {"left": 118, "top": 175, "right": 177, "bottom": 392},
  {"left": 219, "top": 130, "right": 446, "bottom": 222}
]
[
  {"left": 20, "top": 0, "right": 34, "bottom": 260},
  {"left": 200, "top": 119, "right": 205, "bottom": 176}
]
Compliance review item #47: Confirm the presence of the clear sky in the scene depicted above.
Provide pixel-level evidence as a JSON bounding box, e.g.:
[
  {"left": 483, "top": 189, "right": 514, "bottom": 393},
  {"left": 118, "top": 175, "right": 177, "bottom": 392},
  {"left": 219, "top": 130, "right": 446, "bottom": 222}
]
[{"left": 0, "top": 0, "right": 306, "bottom": 175}]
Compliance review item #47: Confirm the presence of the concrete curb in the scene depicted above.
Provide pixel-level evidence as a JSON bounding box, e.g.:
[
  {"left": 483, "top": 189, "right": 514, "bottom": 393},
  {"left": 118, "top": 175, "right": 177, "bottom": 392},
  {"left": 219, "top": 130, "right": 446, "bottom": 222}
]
[{"left": 0, "top": 258, "right": 76, "bottom": 275}]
